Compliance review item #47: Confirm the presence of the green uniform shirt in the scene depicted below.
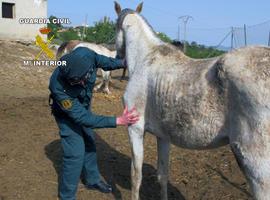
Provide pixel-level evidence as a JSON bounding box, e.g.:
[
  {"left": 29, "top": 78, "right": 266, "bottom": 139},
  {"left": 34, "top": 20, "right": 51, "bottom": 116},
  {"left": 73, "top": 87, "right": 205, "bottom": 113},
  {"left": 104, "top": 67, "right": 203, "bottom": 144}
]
[{"left": 49, "top": 47, "right": 124, "bottom": 130}]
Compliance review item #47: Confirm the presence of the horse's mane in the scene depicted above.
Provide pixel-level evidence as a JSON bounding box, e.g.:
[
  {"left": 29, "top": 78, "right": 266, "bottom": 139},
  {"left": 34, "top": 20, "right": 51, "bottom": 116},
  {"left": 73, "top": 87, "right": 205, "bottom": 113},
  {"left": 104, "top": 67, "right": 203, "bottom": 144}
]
[
  {"left": 117, "top": 8, "right": 188, "bottom": 59},
  {"left": 117, "top": 8, "right": 158, "bottom": 39}
]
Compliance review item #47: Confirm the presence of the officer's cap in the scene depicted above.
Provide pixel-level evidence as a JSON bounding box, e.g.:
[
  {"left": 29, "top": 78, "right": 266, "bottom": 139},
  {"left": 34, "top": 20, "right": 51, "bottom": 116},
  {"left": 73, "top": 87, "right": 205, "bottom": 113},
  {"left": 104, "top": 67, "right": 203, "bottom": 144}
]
[{"left": 59, "top": 47, "right": 95, "bottom": 80}]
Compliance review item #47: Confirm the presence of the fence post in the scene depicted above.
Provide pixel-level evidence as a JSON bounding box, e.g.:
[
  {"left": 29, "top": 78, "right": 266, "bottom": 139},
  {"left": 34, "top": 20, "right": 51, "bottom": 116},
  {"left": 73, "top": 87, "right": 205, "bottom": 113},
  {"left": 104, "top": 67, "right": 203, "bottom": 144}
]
[
  {"left": 268, "top": 30, "right": 270, "bottom": 46},
  {"left": 244, "top": 24, "right": 247, "bottom": 46},
  {"left": 231, "top": 27, "right": 234, "bottom": 50}
]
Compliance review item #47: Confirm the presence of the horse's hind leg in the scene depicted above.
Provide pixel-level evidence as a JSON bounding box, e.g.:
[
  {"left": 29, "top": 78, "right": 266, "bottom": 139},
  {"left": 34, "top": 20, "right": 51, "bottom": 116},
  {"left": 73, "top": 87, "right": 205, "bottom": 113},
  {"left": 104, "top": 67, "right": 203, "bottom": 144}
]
[
  {"left": 93, "top": 81, "right": 103, "bottom": 92},
  {"left": 231, "top": 138, "right": 270, "bottom": 200},
  {"left": 93, "top": 70, "right": 103, "bottom": 92},
  {"left": 157, "top": 137, "right": 170, "bottom": 200},
  {"left": 103, "top": 72, "right": 111, "bottom": 94}
]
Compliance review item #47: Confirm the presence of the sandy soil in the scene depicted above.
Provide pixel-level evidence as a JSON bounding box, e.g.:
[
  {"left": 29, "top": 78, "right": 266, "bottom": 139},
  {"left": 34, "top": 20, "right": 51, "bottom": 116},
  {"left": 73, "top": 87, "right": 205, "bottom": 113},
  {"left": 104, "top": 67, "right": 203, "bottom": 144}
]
[{"left": 0, "top": 40, "right": 252, "bottom": 200}]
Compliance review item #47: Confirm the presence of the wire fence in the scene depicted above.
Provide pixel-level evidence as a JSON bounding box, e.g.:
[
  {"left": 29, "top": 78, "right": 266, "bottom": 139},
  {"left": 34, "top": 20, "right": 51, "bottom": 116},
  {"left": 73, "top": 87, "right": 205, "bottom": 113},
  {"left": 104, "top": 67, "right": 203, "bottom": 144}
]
[
  {"left": 129, "top": 0, "right": 270, "bottom": 50},
  {"left": 233, "top": 20, "right": 270, "bottom": 48},
  {"left": 184, "top": 20, "right": 270, "bottom": 51}
]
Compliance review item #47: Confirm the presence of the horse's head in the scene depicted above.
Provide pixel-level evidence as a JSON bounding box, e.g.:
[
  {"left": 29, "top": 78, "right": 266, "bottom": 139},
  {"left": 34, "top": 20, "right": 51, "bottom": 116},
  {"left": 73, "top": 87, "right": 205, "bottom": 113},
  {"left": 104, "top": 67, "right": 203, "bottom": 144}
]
[{"left": 114, "top": 1, "right": 143, "bottom": 59}]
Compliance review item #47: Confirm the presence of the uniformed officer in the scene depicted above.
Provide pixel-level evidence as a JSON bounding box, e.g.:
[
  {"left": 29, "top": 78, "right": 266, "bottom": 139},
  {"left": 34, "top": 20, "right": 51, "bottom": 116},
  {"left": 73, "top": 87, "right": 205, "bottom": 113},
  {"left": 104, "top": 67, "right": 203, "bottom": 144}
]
[{"left": 49, "top": 47, "right": 139, "bottom": 200}]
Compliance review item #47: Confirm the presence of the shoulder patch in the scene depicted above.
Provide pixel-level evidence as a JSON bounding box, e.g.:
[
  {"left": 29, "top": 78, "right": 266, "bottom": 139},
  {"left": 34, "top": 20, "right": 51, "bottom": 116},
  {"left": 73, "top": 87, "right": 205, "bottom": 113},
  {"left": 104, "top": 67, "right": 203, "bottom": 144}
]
[{"left": 61, "top": 99, "right": 73, "bottom": 110}]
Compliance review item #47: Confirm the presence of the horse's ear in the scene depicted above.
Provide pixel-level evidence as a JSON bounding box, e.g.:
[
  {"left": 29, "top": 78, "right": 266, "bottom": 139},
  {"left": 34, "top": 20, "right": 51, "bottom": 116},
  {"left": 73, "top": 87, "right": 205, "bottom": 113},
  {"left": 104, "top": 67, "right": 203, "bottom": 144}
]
[
  {"left": 114, "top": 1, "right": 122, "bottom": 15},
  {"left": 136, "top": 2, "right": 143, "bottom": 13}
]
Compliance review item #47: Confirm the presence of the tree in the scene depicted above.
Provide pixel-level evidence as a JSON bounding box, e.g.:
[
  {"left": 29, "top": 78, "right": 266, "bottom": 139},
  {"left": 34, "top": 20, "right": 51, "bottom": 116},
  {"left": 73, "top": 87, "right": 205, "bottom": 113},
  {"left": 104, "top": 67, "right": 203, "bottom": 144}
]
[
  {"left": 190, "top": 41, "right": 197, "bottom": 46},
  {"left": 47, "top": 15, "right": 63, "bottom": 39},
  {"left": 58, "top": 28, "right": 80, "bottom": 41},
  {"left": 85, "top": 17, "right": 116, "bottom": 44}
]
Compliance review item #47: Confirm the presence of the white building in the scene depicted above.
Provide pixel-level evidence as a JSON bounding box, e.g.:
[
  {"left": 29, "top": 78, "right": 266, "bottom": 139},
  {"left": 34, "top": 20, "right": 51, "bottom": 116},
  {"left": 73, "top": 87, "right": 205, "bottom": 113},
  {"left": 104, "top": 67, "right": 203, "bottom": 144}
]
[{"left": 0, "top": 0, "right": 47, "bottom": 41}]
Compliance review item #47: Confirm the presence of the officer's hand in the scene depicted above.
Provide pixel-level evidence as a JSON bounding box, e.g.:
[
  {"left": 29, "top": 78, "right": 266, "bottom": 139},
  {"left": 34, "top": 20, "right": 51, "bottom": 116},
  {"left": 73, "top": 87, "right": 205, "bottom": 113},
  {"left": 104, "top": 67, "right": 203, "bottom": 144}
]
[{"left": 116, "top": 106, "right": 139, "bottom": 126}]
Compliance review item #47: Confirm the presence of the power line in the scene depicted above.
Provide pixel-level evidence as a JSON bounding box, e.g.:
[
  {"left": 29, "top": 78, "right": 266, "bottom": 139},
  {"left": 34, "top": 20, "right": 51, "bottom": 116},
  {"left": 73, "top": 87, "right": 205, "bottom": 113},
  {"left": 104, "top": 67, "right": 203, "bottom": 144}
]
[
  {"left": 206, "top": 30, "right": 232, "bottom": 58},
  {"left": 130, "top": 0, "right": 270, "bottom": 31},
  {"left": 246, "top": 19, "right": 270, "bottom": 28},
  {"left": 189, "top": 27, "right": 231, "bottom": 31},
  {"left": 189, "top": 20, "right": 270, "bottom": 30}
]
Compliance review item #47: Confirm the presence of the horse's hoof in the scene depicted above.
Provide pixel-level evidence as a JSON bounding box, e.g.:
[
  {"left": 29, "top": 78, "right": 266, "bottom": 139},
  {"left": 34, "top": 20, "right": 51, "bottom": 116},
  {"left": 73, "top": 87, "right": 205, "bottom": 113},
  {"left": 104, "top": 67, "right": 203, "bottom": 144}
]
[
  {"left": 104, "top": 89, "right": 111, "bottom": 95},
  {"left": 93, "top": 87, "right": 99, "bottom": 92}
]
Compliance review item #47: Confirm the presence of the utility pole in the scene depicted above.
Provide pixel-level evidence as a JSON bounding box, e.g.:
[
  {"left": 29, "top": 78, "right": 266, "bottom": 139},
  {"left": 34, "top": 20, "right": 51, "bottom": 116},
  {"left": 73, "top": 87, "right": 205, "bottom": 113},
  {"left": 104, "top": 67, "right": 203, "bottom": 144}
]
[
  {"left": 231, "top": 27, "right": 234, "bottom": 50},
  {"left": 177, "top": 23, "right": 180, "bottom": 41},
  {"left": 178, "top": 15, "right": 193, "bottom": 53},
  {"left": 177, "top": 17, "right": 182, "bottom": 41},
  {"left": 244, "top": 24, "right": 247, "bottom": 46},
  {"left": 268, "top": 30, "right": 270, "bottom": 46},
  {"left": 82, "top": 14, "right": 88, "bottom": 41}
]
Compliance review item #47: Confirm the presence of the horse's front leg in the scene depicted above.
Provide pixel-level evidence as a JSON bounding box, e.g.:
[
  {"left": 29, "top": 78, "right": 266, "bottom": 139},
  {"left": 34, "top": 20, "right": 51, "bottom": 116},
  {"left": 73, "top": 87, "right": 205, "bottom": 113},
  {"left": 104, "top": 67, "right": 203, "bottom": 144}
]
[
  {"left": 124, "top": 76, "right": 147, "bottom": 200},
  {"left": 103, "top": 72, "right": 111, "bottom": 94},
  {"left": 157, "top": 137, "right": 170, "bottom": 200},
  {"left": 128, "top": 118, "right": 145, "bottom": 200},
  {"left": 93, "top": 81, "right": 103, "bottom": 92}
]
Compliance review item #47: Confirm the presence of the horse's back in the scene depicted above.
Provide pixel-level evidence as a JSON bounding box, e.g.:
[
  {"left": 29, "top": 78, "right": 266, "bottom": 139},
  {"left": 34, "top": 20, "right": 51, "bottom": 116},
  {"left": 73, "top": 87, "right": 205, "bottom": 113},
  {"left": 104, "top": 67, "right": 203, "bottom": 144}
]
[{"left": 80, "top": 43, "right": 116, "bottom": 58}]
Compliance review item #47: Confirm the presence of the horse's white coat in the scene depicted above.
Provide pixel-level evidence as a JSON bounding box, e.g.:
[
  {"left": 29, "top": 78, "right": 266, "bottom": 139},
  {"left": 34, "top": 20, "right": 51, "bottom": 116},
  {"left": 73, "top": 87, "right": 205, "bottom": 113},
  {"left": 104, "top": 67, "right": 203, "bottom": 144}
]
[
  {"left": 34, "top": 0, "right": 42, "bottom": 6},
  {"left": 115, "top": 4, "right": 270, "bottom": 200}
]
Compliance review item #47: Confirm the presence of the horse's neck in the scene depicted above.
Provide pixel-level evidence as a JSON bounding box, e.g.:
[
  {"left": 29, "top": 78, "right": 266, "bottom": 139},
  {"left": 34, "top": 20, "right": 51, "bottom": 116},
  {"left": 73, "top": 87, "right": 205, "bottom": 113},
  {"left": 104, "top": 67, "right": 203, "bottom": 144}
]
[{"left": 124, "top": 14, "right": 162, "bottom": 75}]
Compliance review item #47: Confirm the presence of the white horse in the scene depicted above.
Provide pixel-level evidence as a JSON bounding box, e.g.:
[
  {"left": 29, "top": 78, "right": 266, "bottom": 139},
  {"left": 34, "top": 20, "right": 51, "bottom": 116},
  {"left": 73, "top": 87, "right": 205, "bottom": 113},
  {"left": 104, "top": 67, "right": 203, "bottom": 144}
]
[
  {"left": 56, "top": 40, "right": 116, "bottom": 94},
  {"left": 114, "top": 2, "right": 270, "bottom": 200}
]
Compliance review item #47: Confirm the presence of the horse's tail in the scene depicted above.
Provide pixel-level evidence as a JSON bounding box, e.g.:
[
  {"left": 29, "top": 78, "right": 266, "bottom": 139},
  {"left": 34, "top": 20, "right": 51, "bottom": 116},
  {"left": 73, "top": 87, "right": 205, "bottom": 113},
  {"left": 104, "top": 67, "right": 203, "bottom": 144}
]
[{"left": 56, "top": 41, "right": 69, "bottom": 60}]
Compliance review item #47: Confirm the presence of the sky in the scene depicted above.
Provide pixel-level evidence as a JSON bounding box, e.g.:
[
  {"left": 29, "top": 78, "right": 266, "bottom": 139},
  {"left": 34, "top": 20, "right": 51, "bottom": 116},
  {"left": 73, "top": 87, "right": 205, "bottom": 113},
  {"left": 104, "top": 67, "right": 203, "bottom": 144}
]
[{"left": 48, "top": 0, "right": 270, "bottom": 47}]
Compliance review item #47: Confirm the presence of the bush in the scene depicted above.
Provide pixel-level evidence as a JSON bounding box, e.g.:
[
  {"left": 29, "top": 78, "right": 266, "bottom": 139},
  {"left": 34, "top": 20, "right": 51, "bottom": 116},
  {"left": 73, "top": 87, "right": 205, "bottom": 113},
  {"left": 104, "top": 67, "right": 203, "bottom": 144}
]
[
  {"left": 85, "top": 17, "right": 116, "bottom": 44},
  {"left": 47, "top": 15, "right": 63, "bottom": 39},
  {"left": 58, "top": 29, "right": 80, "bottom": 41}
]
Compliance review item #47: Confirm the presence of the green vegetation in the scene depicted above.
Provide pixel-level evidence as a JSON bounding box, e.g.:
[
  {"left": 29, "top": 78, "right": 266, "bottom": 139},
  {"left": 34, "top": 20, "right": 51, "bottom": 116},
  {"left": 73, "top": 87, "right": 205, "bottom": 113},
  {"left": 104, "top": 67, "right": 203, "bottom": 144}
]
[
  {"left": 156, "top": 32, "right": 172, "bottom": 43},
  {"left": 85, "top": 17, "right": 116, "bottom": 44},
  {"left": 47, "top": 16, "right": 115, "bottom": 44},
  {"left": 47, "top": 15, "right": 225, "bottom": 58},
  {"left": 47, "top": 15, "right": 62, "bottom": 39},
  {"left": 185, "top": 41, "right": 225, "bottom": 58},
  {"left": 58, "top": 28, "right": 80, "bottom": 41}
]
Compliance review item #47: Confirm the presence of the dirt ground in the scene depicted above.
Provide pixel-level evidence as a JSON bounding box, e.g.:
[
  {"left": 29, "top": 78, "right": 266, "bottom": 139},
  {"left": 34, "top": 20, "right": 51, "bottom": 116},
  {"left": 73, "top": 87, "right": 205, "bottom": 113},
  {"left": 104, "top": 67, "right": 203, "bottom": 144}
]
[{"left": 0, "top": 40, "right": 252, "bottom": 200}]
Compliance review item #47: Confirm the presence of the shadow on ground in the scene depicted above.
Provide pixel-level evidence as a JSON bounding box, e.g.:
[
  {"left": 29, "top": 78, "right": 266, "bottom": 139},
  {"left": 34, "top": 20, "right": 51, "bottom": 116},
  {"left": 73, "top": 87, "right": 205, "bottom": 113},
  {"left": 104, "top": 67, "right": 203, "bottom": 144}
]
[{"left": 45, "top": 134, "right": 185, "bottom": 200}]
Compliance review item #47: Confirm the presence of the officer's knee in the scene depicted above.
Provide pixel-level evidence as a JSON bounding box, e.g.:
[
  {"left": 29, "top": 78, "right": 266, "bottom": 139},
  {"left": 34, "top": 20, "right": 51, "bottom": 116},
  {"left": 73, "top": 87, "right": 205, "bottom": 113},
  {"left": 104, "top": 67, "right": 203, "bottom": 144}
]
[
  {"left": 61, "top": 137, "right": 85, "bottom": 162},
  {"left": 63, "top": 148, "right": 84, "bottom": 162}
]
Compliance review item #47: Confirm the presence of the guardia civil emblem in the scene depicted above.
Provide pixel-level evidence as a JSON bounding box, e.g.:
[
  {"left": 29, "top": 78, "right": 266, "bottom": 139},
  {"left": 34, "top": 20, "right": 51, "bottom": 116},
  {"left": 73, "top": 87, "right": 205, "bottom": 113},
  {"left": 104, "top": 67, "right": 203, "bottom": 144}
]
[{"left": 61, "top": 99, "right": 73, "bottom": 109}]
